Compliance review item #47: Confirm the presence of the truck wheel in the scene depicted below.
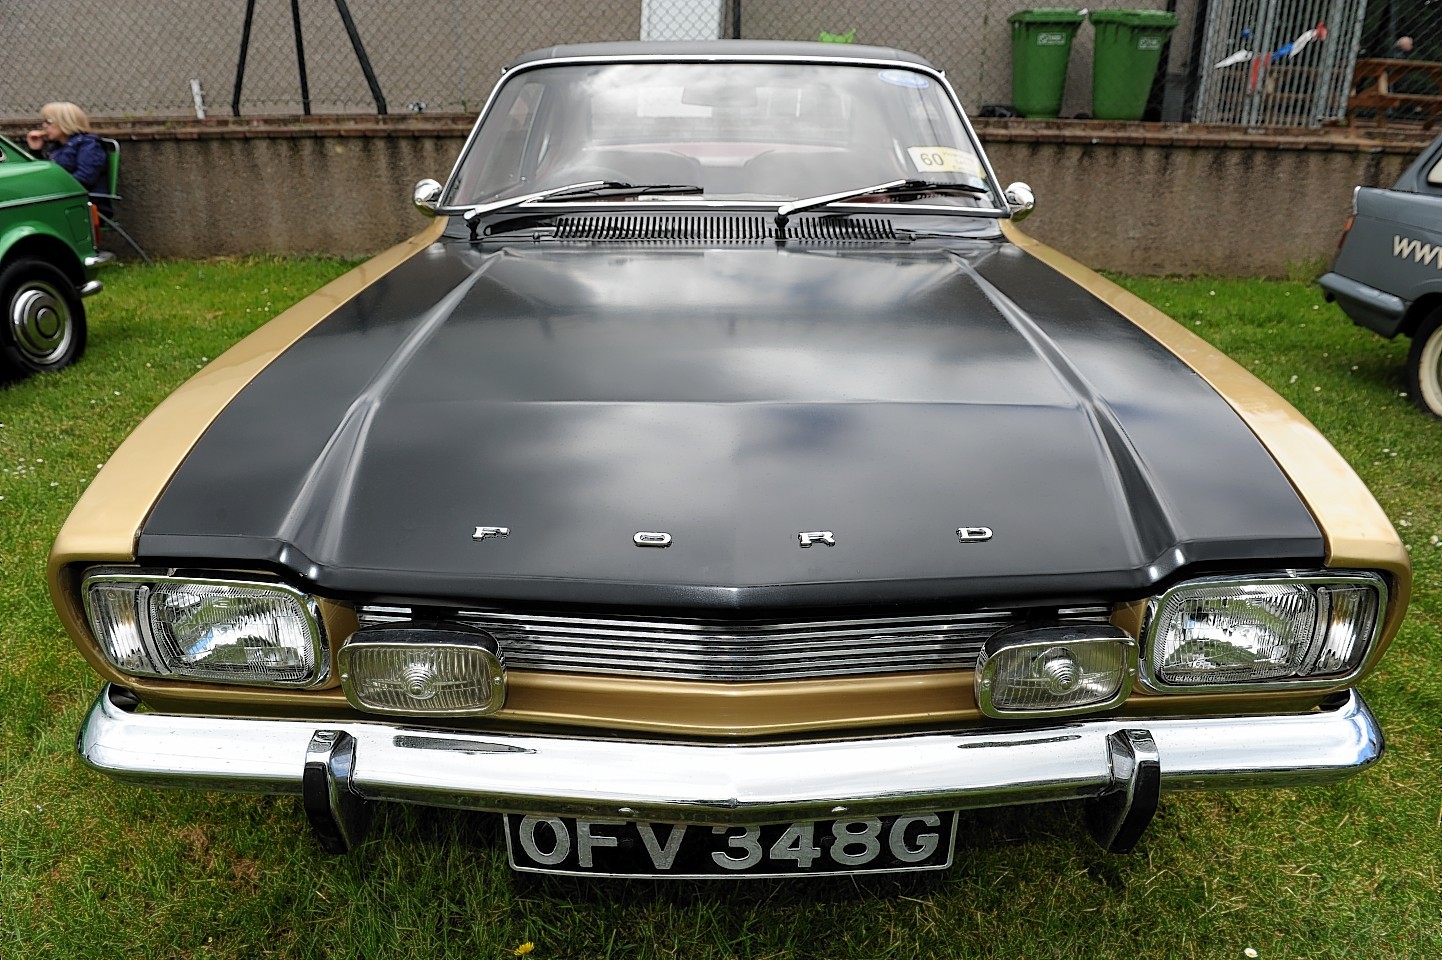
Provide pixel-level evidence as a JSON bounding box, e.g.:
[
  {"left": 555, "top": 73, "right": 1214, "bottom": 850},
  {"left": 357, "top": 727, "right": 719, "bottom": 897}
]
[{"left": 0, "top": 258, "right": 87, "bottom": 378}]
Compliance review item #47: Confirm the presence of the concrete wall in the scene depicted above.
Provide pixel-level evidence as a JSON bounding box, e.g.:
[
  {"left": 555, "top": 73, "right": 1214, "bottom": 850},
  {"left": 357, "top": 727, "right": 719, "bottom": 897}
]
[
  {"left": 89, "top": 116, "right": 1427, "bottom": 277},
  {"left": 981, "top": 123, "right": 1422, "bottom": 276},
  {"left": 128, "top": 124, "right": 462, "bottom": 258}
]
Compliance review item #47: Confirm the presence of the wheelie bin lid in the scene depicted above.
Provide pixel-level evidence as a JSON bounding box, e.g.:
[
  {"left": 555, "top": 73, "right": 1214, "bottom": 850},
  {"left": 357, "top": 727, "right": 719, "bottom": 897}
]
[
  {"left": 1087, "top": 9, "right": 1179, "bottom": 28},
  {"left": 1008, "top": 9, "right": 1086, "bottom": 25}
]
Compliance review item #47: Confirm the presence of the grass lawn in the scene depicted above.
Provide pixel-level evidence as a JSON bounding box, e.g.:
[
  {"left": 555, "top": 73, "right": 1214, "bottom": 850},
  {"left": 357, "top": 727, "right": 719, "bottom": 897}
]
[{"left": 0, "top": 258, "right": 1438, "bottom": 958}]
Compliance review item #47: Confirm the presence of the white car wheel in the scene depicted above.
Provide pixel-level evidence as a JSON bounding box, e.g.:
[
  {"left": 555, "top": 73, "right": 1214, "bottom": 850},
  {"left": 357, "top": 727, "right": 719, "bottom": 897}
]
[{"left": 1407, "top": 311, "right": 1442, "bottom": 419}]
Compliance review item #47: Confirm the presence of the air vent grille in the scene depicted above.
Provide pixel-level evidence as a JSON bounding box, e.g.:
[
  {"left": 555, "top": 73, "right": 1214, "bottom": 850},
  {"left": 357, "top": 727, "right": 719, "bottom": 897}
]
[
  {"left": 548, "top": 215, "right": 899, "bottom": 243},
  {"left": 554, "top": 215, "right": 773, "bottom": 242},
  {"left": 790, "top": 218, "right": 898, "bottom": 241}
]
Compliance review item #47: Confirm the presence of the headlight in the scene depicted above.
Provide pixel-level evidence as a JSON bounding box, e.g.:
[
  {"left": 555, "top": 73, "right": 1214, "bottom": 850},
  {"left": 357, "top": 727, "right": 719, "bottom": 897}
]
[
  {"left": 339, "top": 621, "right": 507, "bottom": 717},
  {"left": 1141, "top": 572, "right": 1385, "bottom": 692},
  {"left": 975, "top": 624, "right": 1135, "bottom": 718},
  {"left": 82, "top": 569, "right": 327, "bottom": 687}
]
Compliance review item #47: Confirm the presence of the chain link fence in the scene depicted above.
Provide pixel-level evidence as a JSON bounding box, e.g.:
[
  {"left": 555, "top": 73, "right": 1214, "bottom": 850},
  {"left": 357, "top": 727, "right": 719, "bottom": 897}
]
[
  {"left": 1191, "top": 0, "right": 1442, "bottom": 128},
  {"left": 1, "top": 0, "right": 1439, "bottom": 128},
  {"left": 1193, "top": 0, "right": 1365, "bottom": 127}
]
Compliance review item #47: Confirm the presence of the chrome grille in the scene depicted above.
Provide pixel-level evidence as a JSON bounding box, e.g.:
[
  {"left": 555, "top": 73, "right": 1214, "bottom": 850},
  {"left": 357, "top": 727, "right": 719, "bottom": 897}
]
[{"left": 355, "top": 606, "right": 1113, "bottom": 681}]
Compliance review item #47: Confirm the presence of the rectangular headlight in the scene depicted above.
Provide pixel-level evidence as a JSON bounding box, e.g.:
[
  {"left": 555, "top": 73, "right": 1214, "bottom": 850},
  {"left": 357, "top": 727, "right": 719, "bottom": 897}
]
[
  {"left": 82, "top": 569, "right": 327, "bottom": 687},
  {"left": 339, "top": 621, "right": 507, "bottom": 717},
  {"left": 975, "top": 624, "right": 1135, "bottom": 718},
  {"left": 1141, "top": 572, "right": 1385, "bottom": 692}
]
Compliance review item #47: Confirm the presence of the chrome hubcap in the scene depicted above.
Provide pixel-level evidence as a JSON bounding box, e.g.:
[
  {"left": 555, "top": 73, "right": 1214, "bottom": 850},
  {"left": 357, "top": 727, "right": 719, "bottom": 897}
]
[{"left": 8, "top": 280, "right": 72, "bottom": 365}]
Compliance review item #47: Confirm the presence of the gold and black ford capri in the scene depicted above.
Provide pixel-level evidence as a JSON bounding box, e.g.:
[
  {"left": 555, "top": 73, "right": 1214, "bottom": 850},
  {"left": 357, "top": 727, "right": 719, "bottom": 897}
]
[{"left": 49, "top": 41, "right": 1409, "bottom": 879}]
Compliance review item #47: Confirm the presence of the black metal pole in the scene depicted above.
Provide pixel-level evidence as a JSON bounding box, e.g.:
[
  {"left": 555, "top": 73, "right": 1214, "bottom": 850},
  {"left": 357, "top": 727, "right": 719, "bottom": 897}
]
[
  {"left": 291, "top": 0, "right": 312, "bottom": 116},
  {"left": 232, "top": 0, "right": 257, "bottom": 117},
  {"left": 334, "top": 0, "right": 388, "bottom": 115},
  {"left": 731, "top": 0, "right": 742, "bottom": 39}
]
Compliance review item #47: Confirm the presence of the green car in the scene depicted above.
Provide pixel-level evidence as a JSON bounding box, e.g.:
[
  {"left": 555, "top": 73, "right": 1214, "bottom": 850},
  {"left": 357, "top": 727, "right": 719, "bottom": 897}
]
[{"left": 0, "top": 132, "right": 110, "bottom": 379}]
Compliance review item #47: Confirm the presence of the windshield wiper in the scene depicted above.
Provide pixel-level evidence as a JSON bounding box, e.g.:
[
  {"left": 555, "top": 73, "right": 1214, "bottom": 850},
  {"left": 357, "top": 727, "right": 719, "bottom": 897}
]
[
  {"left": 775, "top": 178, "right": 992, "bottom": 232},
  {"left": 463, "top": 181, "right": 703, "bottom": 239}
]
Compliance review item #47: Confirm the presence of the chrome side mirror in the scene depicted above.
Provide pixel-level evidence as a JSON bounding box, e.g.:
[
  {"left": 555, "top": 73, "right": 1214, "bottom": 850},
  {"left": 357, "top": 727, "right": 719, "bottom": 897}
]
[
  {"left": 413, "top": 178, "right": 443, "bottom": 217},
  {"left": 1003, "top": 182, "right": 1035, "bottom": 222}
]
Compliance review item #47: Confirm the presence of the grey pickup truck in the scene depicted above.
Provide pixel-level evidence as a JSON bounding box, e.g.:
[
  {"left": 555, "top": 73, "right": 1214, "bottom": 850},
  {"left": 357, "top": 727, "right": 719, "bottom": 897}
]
[{"left": 1320, "top": 132, "right": 1442, "bottom": 418}]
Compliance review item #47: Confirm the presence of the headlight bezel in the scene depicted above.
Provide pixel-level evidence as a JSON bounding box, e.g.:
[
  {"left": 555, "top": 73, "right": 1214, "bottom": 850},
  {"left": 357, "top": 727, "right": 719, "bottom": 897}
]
[
  {"left": 1138, "top": 570, "right": 1387, "bottom": 695},
  {"left": 80, "top": 567, "right": 329, "bottom": 688}
]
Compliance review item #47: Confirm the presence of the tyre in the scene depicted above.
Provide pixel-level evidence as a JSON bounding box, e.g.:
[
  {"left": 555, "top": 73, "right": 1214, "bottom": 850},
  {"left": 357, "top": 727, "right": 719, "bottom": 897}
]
[
  {"left": 0, "top": 258, "right": 87, "bottom": 379},
  {"left": 1407, "top": 309, "right": 1442, "bottom": 419}
]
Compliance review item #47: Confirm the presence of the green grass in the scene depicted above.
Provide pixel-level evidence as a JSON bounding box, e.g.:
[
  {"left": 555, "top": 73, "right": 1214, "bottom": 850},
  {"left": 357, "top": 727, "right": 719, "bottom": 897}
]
[{"left": 1, "top": 262, "right": 1439, "bottom": 958}]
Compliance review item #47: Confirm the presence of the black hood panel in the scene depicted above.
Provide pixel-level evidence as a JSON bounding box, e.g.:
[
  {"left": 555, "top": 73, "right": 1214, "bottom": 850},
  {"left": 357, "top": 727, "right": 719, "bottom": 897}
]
[{"left": 138, "top": 235, "right": 1322, "bottom": 609}]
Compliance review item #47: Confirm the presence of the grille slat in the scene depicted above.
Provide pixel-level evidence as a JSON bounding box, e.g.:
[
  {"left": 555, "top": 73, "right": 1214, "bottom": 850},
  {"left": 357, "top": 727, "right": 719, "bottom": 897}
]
[{"left": 356, "top": 606, "right": 1112, "bottom": 681}]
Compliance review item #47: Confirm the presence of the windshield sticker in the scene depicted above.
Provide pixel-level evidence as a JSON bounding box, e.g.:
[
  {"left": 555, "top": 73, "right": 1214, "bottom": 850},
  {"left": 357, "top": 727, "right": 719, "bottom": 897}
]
[
  {"left": 906, "top": 146, "right": 982, "bottom": 177},
  {"left": 879, "top": 70, "right": 930, "bottom": 89}
]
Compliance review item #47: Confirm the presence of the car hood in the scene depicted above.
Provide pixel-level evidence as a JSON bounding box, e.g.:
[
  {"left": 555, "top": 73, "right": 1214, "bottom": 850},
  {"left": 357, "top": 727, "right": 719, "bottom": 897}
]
[{"left": 138, "top": 235, "right": 1322, "bottom": 608}]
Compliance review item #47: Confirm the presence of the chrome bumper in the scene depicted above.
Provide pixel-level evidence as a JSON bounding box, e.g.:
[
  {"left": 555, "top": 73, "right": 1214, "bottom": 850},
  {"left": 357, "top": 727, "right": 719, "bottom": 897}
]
[{"left": 78, "top": 685, "right": 1382, "bottom": 852}]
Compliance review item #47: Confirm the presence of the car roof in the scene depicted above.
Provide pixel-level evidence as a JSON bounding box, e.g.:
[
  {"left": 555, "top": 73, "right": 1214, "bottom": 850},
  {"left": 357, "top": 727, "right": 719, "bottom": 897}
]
[{"left": 507, "top": 40, "right": 937, "bottom": 71}]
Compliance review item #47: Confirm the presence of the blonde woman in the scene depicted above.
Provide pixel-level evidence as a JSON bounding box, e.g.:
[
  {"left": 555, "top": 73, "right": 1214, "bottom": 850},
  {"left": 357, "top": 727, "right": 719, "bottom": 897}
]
[{"left": 25, "top": 101, "right": 106, "bottom": 191}]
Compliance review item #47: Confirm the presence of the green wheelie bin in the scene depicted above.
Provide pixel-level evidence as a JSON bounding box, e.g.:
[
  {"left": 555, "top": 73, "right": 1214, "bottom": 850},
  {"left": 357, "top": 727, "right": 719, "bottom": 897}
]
[
  {"left": 1008, "top": 9, "right": 1085, "bottom": 118},
  {"left": 1089, "top": 9, "right": 1178, "bottom": 120}
]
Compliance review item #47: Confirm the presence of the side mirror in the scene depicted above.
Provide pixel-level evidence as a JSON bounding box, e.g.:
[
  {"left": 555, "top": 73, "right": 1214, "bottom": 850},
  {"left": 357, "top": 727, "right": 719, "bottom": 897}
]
[
  {"left": 1003, "top": 182, "right": 1035, "bottom": 222},
  {"left": 413, "top": 178, "right": 443, "bottom": 217}
]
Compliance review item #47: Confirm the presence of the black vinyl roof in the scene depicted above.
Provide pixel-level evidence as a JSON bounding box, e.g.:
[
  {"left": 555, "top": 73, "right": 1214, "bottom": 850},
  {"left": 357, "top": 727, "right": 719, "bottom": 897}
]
[{"left": 507, "top": 40, "right": 936, "bottom": 70}]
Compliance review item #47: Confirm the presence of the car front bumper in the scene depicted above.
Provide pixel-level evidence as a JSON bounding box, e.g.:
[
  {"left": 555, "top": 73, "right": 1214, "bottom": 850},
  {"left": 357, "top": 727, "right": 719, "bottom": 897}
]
[
  {"left": 78, "top": 680, "right": 1384, "bottom": 853},
  {"left": 78, "top": 684, "right": 1383, "bottom": 854}
]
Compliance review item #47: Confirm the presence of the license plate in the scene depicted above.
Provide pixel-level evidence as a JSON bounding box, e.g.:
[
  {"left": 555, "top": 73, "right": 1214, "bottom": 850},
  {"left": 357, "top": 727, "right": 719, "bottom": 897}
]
[{"left": 504, "top": 811, "right": 957, "bottom": 878}]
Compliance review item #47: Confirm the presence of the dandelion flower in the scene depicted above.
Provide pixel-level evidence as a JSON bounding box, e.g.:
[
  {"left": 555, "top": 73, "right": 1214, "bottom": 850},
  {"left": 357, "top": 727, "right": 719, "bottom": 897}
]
[{"left": 514, "top": 943, "right": 535, "bottom": 956}]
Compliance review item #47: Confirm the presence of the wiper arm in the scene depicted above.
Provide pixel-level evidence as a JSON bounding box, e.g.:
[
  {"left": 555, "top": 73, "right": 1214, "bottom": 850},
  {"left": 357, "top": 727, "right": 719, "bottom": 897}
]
[
  {"left": 775, "top": 178, "right": 991, "bottom": 232},
  {"left": 463, "top": 181, "right": 704, "bottom": 239}
]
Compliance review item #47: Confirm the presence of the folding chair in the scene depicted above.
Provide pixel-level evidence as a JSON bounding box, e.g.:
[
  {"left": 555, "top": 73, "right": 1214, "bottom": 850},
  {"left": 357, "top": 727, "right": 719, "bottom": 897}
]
[{"left": 93, "top": 137, "right": 152, "bottom": 263}]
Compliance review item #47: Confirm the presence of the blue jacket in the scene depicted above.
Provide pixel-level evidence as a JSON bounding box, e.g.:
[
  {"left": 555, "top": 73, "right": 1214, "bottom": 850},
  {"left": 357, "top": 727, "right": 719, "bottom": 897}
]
[{"left": 44, "top": 133, "right": 107, "bottom": 191}]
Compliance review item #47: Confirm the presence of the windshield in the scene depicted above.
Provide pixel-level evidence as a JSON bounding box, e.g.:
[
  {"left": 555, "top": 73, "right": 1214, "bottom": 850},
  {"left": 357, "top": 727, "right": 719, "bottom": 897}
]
[{"left": 445, "top": 61, "right": 991, "bottom": 209}]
